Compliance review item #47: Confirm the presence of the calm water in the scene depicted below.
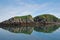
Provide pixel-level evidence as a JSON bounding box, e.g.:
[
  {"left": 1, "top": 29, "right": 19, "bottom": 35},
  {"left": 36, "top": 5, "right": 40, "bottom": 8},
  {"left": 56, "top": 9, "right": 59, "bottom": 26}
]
[{"left": 0, "top": 24, "right": 60, "bottom": 40}]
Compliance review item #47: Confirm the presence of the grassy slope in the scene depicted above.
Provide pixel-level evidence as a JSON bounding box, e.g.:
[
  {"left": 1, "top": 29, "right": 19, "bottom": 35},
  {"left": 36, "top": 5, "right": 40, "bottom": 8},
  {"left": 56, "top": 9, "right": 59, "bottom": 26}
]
[
  {"left": 14, "top": 15, "right": 32, "bottom": 19},
  {"left": 34, "top": 14, "right": 59, "bottom": 22}
]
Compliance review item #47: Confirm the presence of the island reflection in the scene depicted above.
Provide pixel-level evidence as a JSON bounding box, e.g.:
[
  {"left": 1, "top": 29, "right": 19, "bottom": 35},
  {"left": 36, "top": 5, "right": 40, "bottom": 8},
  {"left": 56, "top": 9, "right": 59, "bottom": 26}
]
[{"left": 0, "top": 24, "right": 60, "bottom": 34}]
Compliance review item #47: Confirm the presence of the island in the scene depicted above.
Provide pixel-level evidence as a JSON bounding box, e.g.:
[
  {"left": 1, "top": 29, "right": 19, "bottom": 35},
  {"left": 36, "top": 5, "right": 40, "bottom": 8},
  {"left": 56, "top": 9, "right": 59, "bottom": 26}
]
[{"left": 0, "top": 14, "right": 60, "bottom": 26}]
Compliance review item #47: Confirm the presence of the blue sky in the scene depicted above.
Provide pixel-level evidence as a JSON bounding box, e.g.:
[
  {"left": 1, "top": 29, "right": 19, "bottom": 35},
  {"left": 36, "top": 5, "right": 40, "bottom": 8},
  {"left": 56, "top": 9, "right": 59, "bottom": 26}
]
[{"left": 0, "top": 0, "right": 60, "bottom": 22}]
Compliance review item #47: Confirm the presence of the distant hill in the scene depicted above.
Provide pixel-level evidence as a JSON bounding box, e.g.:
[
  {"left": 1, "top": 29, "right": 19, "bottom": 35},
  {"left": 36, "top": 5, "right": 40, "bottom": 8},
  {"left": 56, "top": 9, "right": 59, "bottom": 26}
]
[
  {"left": 1, "top": 15, "right": 34, "bottom": 24},
  {"left": 34, "top": 14, "right": 59, "bottom": 23},
  {"left": 1, "top": 14, "right": 60, "bottom": 25}
]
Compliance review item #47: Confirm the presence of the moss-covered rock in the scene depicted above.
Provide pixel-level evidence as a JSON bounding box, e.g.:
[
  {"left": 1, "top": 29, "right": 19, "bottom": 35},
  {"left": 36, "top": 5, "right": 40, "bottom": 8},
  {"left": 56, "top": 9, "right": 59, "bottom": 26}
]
[{"left": 34, "top": 14, "right": 59, "bottom": 23}]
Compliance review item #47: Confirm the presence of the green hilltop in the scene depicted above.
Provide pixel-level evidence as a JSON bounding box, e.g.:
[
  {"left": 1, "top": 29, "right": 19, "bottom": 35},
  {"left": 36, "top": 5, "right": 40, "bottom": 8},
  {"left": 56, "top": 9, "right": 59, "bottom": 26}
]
[
  {"left": 34, "top": 14, "right": 59, "bottom": 22},
  {"left": 14, "top": 15, "right": 32, "bottom": 19}
]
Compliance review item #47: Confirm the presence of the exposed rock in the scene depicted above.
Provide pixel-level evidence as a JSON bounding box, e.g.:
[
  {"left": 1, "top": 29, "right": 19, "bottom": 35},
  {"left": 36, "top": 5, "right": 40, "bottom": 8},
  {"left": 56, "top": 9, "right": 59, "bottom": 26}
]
[{"left": 1, "top": 15, "right": 34, "bottom": 24}]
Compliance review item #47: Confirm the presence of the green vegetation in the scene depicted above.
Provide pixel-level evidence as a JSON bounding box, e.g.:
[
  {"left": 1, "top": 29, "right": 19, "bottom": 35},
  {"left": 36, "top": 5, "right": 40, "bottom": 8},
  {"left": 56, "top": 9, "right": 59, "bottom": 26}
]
[
  {"left": 34, "top": 14, "right": 59, "bottom": 22},
  {"left": 14, "top": 15, "right": 32, "bottom": 19},
  {"left": 58, "top": 19, "right": 60, "bottom": 22}
]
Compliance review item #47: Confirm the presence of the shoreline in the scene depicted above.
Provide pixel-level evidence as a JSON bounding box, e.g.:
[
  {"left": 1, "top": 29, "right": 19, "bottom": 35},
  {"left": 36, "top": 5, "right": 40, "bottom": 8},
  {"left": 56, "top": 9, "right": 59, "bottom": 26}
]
[{"left": 0, "top": 22, "right": 60, "bottom": 27}]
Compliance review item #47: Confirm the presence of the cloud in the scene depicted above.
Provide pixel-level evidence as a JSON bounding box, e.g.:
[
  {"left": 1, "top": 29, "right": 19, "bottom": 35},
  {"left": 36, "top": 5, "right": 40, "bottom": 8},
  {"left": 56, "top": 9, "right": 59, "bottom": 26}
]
[
  {"left": 0, "top": 0, "right": 60, "bottom": 22},
  {"left": 0, "top": 3, "right": 48, "bottom": 22}
]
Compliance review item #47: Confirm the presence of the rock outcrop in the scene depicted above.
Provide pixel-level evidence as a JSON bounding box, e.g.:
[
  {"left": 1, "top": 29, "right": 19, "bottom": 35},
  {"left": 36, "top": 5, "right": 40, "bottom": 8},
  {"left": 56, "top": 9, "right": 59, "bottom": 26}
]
[
  {"left": 1, "top": 15, "right": 34, "bottom": 24},
  {"left": 1, "top": 14, "right": 60, "bottom": 25},
  {"left": 34, "top": 14, "right": 60, "bottom": 24}
]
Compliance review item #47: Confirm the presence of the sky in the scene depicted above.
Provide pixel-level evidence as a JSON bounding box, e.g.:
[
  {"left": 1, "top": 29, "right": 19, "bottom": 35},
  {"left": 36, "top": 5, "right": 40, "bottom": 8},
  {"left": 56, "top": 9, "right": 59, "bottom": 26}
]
[{"left": 0, "top": 0, "right": 60, "bottom": 22}]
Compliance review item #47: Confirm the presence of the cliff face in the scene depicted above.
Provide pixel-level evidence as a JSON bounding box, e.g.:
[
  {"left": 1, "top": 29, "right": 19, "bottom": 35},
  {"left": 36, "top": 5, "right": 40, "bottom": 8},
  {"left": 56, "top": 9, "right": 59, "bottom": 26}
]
[{"left": 2, "top": 15, "right": 34, "bottom": 24}]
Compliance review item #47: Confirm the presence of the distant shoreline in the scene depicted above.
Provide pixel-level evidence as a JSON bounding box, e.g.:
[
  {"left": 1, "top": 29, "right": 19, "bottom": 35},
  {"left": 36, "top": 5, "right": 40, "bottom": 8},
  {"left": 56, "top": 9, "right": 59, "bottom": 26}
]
[
  {"left": 0, "top": 14, "right": 60, "bottom": 26},
  {"left": 0, "top": 22, "right": 60, "bottom": 26}
]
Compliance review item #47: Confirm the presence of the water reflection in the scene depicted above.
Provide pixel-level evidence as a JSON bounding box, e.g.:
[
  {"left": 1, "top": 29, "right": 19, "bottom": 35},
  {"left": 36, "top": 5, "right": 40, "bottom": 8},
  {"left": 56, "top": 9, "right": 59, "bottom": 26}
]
[
  {"left": 2, "top": 27, "right": 34, "bottom": 34},
  {"left": 0, "top": 24, "right": 60, "bottom": 34},
  {"left": 34, "top": 24, "right": 60, "bottom": 33}
]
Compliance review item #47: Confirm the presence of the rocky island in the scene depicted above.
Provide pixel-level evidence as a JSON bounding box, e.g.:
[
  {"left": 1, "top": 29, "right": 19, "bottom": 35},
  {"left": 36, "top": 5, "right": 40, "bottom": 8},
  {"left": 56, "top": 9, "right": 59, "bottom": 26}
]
[{"left": 0, "top": 14, "right": 60, "bottom": 26}]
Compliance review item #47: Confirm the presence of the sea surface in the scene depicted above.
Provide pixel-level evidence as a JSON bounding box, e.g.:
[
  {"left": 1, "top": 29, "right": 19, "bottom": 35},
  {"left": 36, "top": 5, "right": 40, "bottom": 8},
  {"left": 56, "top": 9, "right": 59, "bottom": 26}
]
[{"left": 0, "top": 24, "right": 60, "bottom": 40}]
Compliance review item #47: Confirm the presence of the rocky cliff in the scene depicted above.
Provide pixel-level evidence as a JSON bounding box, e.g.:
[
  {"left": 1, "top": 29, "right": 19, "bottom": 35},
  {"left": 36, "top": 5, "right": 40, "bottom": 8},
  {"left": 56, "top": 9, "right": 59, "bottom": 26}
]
[
  {"left": 1, "top": 15, "right": 34, "bottom": 24},
  {"left": 1, "top": 14, "right": 60, "bottom": 25}
]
